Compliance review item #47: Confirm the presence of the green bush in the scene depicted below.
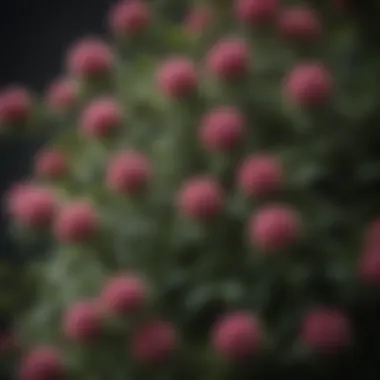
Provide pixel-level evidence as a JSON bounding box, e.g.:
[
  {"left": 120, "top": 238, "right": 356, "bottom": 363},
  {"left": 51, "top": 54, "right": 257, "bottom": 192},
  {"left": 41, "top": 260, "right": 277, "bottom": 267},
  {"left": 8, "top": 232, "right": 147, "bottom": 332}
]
[{"left": 3, "top": 1, "right": 380, "bottom": 379}]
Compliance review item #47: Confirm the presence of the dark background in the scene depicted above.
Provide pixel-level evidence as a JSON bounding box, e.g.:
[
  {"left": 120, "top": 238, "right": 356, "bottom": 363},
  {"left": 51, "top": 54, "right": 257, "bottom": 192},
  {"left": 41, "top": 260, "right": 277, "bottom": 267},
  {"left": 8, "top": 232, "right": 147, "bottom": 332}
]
[{"left": 0, "top": 0, "right": 115, "bottom": 259}]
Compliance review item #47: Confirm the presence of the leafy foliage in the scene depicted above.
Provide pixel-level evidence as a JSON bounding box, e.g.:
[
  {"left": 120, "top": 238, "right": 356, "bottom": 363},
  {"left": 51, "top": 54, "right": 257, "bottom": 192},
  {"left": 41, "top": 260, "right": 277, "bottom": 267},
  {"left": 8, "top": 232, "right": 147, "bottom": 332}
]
[{"left": 2, "top": 0, "right": 380, "bottom": 379}]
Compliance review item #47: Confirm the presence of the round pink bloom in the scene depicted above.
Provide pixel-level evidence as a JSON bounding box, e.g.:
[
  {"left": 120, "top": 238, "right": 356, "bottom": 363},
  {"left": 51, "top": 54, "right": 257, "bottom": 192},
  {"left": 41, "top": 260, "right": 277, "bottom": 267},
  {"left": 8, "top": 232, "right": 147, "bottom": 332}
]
[
  {"left": 107, "top": 151, "right": 151, "bottom": 195},
  {"left": 80, "top": 98, "right": 122, "bottom": 138},
  {"left": 207, "top": 38, "right": 250, "bottom": 81},
  {"left": 100, "top": 274, "right": 148, "bottom": 316},
  {"left": 0, "top": 86, "right": 32, "bottom": 126},
  {"left": 46, "top": 78, "right": 78, "bottom": 112},
  {"left": 156, "top": 57, "right": 198, "bottom": 99},
  {"left": 278, "top": 6, "right": 322, "bottom": 43},
  {"left": 199, "top": 106, "right": 246, "bottom": 153},
  {"left": 177, "top": 177, "right": 224, "bottom": 222},
  {"left": 185, "top": 6, "right": 213, "bottom": 35},
  {"left": 249, "top": 205, "right": 301, "bottom": 252},
  {"left": 237, "top": 155, "right": 284, "bottom": 198},
  {"left": 54, "top": 200, "right": 100, "bottom": 243},
  {"left": 358, "top": 250, "right": 380, "bottom": 288},
  {"left": 212, "top": 311, "right": 262, "bottom": 362},
  {"left": 5, "top": 183, "right": 40, "bottom": 216},
  {"left": 301, "top": 308, "right": 352, "bottom": 354},
  {"left": 66, "top": 38, "right": 114, "bottom": 79},
  {"left": 10, "top": 187, "right": 57, "bottom": 229},
  {"left": 109, "top": 0, "right": 151, "bottom": 36},
  {"left": 131, "top": 321, "right": 177, "bottom": 365},
  {"left": 284, "top": 63, "right": 333, "bottom": 108},
  {"left": 34, "top": 148, "right": 69, "bottom": 180},
  {"left": 20, "top": 346, "right": 64, "bottom": 380},
  {"left": 236, "top": 0, "right": 279, "bottom": 26},
  {"left": 63, "top": 301, "right": 103, "bottom": 343}
]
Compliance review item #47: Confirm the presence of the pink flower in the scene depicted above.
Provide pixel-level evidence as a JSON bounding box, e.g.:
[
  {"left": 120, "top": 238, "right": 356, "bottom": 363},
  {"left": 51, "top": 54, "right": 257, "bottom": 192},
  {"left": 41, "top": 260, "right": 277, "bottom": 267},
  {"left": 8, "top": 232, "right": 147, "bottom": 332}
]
[
  {"left": 212, "top": 311, "right": 263, "bottom": 362},
  {"left": 156, "top": 57, "right": 198, "bottom": 99},
  {"left": 177, "top": 177, "right": 224, "bottom": 222}
]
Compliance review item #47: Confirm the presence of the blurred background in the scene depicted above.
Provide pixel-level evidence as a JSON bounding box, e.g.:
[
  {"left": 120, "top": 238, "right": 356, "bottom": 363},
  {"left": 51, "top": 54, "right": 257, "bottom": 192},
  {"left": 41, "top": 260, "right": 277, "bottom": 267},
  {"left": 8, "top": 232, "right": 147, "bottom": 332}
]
[{"left": 1, "top": 1, "right": 380, "bottom": 378}]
